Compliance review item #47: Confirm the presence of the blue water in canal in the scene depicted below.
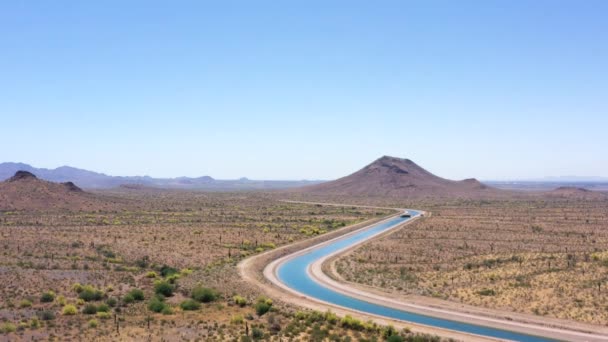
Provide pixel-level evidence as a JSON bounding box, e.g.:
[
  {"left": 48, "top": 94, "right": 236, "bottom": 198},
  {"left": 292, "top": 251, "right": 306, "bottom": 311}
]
[{"left": 277, "top": 212, "right": 555, "bottom": 342}]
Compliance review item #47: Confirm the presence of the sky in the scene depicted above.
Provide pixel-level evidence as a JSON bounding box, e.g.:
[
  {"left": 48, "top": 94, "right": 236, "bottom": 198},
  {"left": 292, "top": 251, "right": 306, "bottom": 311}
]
[{"left": 1, "top": 1, "right": 607, "bottom": 180}]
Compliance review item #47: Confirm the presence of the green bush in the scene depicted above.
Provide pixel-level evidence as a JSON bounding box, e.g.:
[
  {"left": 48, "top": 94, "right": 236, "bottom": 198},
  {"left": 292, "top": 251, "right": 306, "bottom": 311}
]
[
  {"left": 340, "top": 315, "right": 364, "bottom": 330},
  {"left": 154, "top": 280, "right": 174, "bottom": 297},
  {"left": 123, "top": 294, "right": 135, "bottom": 304},
  {"left": 387, "top": 335, "right": 404, "bottom": 342},
  {"left": 83, "top": 304, "right": 98, "bottom": 315},
  {"left": 191, "top": 286, "right": 218, "bottom": 303},
  {"left": 148, "top": 296, "right": 168, "bottom": 313},
  {"left": 233, "top": 295, "right": 247, "bottom": 307},
  {"left": 254, "top": 296, "right": 272, "bottom": 316},
  {"left": 251, "top": 327, "right": 264, "bottom": 339},
  {"left": 19, "top": 299, "right": 32, "bottom": 308},
  {"left": 62, "top": 304, "right": 78, "bottom": 315},
  {"left": 97, "top": 303, "right": 110, "bottom": 313},
  {"left": 37, "top": 310, "right": 55, "bottom": 321},
  {"left": 88, "top": 319, "right": 98, "bottom": 328},
  {"left": 79, "top": 285, "right": 104, "bottom": 302},
  {"left": 159, "top": 265, "right": 178, "bottom": 277},
  {"left": 97, "top": 311, "right": 111, "bottom": 319},
  {"left": 477, "top": 288, "right": 496, "bottom": 296},
  {"left": 0, "top": 323, "right": 16, "bottom": 333},
  {"left": 255, "top": 302, "right": 271, "bottom": 316},
  {"left": 179, "top": 299, "right": 201, "bottom": 311},
  {"left": 40, "top": 291, "right": 56, "bottom": 303},
  {"left": 106, "top": 297, "right": 118, "bottom": 307},
  {"left": 127, "top": 289, "right": 145, "bottom": 301}
]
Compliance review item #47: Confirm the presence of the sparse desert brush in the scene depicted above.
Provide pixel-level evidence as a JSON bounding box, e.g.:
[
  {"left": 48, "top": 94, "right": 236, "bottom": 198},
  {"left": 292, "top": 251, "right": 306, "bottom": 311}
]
[
  {"left": 148, "top": 296, "right": 169, "bottom": 313},
  {"left": 255, "top": 297, "right": 272, "bottom": 316},
  {"left": 19, "top": 299, "right": 32, "bottom": 308},
  {"left": 0, "top": 322, "right": 16, "bottom": 334},
  {"left": 192, "top": 286, "right": 219, "bottom": 303},
  {"left": 154, "top": 280, "right": 174, "bottom": 297},
  {"left": 40, "top": 290, "right": 56, "bottom": 303},
  {"left": 83, "top": 304, "right": 98, "bottom": 314},
  {"left": 230, "top": 314, "right": 244, "bottom": 324},
  {"left": 62, "top": 304, "right": 78, "bottom": 315},
  {"left": 179, "top": 299, "right": 201, "bottom": 311},
  {"left": 106, "top": 297, "right": 118, "bottom": 307},
  {"left": 29, "top": 318, "right": 40, "bottom": 329},
  {"left": 88, "top": 319, "right": 98, "bottom": 328},
  {"left": 233, "top": 295, "right": 247, "bottom": 307},
  {"left": 72, "top": 283, "right": 83, "bottom": 293},
  {"left": 96, "top": 311, "right": 111, "bottom": 319},
  {"left": 340, "top": 315, "right": 364, "bottom": 330},
  {"left": 146, "top": 271, "right": 158, "bottom": 278},
  {"left": 78, "top": 285, "right": 104, "bottom": 302},
  {"left": 180, "top": 268, "right": 193, "bottom": 276},
  {"left": 127, "top": 288, "right": 145, "bottom": 301},
  {"left": 37, "top": 310, "right": 55, "bottom": 321}
]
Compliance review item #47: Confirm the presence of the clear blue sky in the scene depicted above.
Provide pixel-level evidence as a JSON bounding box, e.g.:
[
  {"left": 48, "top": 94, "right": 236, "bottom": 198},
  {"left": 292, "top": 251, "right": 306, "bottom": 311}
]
[{"left": 1, "top": 1, "right": 606, "bottom": 180}]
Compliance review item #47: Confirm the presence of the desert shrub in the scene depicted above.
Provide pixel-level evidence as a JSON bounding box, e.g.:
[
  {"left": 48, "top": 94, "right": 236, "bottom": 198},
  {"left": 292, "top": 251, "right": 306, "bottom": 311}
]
[
  {"left": 106, "top": 297, "right": 118, "bottom": 307},
  {"left": 179, "top": 299, "right": 201, "bottom": 311},
  {"left": 19, "top": 299, "right": 32, "bottom": 308},
  {"left": 159, "top": 265, "right": 178, "bottom": 277},
  {"left": 251, "top": 327, "right": 264, "bottom": 340},
  {"left": 180, "top": 268, "right": 193, "bottom": 276},
  {"left": 83, "top": 304, "right": 98, "bottom": 315},
  {"left": 231, "top": 314, "right": 244, "bottom": 324},
  {"left": 340, "top": 315, "right": 364, "bottom": 330},
  {"left": 161, "top": 306, "right": 174, "bottom": 315},
  {"left": 79, "top": 285, "right": 104, "bottom": 301},
  {"left": 192, "top": 286, "right": 218, "bottom": 303},
  {"left": 0, "top": 322, "right": 16, "bottom": 333},
  {"left": 37, "top": 310, "right": 55, "bottom": 321},
  {"left": 382, "top": 325, "right": 398, "bottom": 339},
  {"left": 148, "top": 296, "right": 168, "bottom": 313},
  {"left": 40, "top": 290, "right": 56, "bottom": 303},
  {"left": 166, "top": 274, "right": 180, "bottom": 284},
  {"left": 145, "top": 271, "right": 157, "bottom": 278},
  {"left": 255, "top": 301, "right": 271, "bottom": 316},
  {"left": 97, "top": 303, "right": 110, "bottom": 312},
  {"left": 127, "top": 288, "right": 145, "bottom": 301},
  {"left": 96, "top": 311, "right": 111, "bottom": 319},
  {"left": 72, "top": 283, "right": 84, "bottom": 293},
  {"left": 62, "top": 304, "right": 78, "bottom": 315},
  {"left": 29, "top": 318, "right": 40, "bottom": 329},
  {"left": 324, "top": 310, "right": 338, "bottom": 324},
  {"left": 88, "top": 319, "right": 98, "bottom": 328},
  {"left": 477, "top": 288, "right": 496, "bottom": 296},
  {"left": 57, "top": 295, "right": 66, "bottom": 305},
  {"left": 123, "top": 294, "right": 135, "bottom": 304},
  {"left": 154, "top": 280, "right": 174, "bottom": 297},
  {"left": 387, "top": 335, "right": 404, "bottom": 342},
  {"left": 233, "top": 295, "right": 247, "bottom": 307}
]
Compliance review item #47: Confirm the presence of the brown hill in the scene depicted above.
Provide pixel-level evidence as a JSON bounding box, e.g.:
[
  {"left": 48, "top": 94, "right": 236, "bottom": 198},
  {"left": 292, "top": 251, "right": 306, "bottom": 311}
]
[
  {"left": 545, "top": 186, "right": 607, "bottom": 200},
  {"left": 0, "top": 171, "right": 119, "bottom": 211},
  {"left": 292, "top": 156, "right": 503, "bottom": 199}
]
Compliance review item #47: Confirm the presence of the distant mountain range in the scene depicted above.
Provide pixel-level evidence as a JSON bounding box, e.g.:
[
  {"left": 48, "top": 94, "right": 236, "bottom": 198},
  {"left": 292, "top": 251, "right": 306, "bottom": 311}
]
[{"left": 0, "top": 162, "right": 324, "bottom": 190}]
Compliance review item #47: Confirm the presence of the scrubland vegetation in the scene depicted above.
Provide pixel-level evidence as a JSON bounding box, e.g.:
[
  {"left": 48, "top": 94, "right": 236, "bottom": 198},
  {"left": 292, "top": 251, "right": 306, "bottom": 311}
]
[
  {"left": 0, "top": 191, "right": 447, "bottom": 341},
  {"left": 335, "top": 198, "right": 608, "bottom": 325}
]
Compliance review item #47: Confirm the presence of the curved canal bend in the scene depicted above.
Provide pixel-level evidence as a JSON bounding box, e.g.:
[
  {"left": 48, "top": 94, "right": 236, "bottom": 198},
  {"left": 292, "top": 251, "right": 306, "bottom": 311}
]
[{"left": 273, "top": 211, "right": 555, "bottom": 342}]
